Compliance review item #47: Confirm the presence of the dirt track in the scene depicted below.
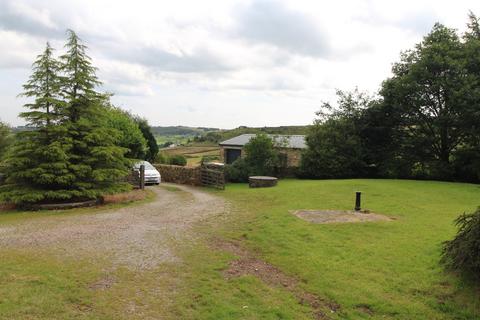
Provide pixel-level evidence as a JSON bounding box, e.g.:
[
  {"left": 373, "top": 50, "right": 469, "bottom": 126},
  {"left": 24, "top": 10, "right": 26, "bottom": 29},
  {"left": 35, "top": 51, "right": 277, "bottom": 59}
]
[{"left": 0, "top": 184, "right": 227, "bottom": 270}]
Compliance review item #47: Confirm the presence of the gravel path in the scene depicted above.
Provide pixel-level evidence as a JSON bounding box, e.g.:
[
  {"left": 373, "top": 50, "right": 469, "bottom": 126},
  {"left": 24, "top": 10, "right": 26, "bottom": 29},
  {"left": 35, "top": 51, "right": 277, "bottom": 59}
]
[{"left": 0, "top": 184, "right": 227, "bottom": 270}]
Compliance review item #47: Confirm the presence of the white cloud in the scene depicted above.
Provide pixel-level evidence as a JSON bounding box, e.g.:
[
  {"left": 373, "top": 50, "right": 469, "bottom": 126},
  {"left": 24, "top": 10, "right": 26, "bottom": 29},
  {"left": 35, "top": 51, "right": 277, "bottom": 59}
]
[{"left": 0, "top": 0, "right": 479, "bottom": 128}]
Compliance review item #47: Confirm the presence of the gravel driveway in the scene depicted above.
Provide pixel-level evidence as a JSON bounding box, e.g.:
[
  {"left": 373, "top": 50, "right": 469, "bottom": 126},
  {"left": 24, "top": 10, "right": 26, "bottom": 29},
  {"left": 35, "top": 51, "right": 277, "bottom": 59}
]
[{"left": 0, "top": 184, "right": 227, "bottom": 270}]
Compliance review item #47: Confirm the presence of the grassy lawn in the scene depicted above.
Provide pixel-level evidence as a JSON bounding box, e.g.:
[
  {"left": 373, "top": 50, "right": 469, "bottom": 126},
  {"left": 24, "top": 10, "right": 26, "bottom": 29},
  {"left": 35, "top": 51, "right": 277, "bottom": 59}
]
[
  {"left": 173, "top": 179, "right": 480, "bottom": 319},
  {"left": 0, "top": 180, "right": 479, "bottom": 319}
]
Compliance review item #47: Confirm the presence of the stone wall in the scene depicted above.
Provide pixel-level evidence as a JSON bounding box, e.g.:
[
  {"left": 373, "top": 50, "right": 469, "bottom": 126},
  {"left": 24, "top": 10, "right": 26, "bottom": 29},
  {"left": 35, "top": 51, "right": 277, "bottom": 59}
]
[
  {"left": 154, "top": 164, "right": 202, "bottom": 186},
  {"left": 280, "top": 148, "right": 303, "bottom": 167}
]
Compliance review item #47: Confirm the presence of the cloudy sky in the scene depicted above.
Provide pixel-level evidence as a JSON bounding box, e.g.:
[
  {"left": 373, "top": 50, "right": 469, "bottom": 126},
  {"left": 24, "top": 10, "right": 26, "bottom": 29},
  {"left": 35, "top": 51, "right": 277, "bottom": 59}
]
[{"left": 0, "top": 0, "right": 478, "bottom": 128}]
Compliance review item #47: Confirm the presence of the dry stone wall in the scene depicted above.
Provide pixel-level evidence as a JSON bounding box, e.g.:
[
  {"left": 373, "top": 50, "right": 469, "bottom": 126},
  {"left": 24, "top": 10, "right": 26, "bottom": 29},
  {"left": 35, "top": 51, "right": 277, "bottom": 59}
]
[{"left": 154, "top": 164, "right": 202, "bottom": 186}]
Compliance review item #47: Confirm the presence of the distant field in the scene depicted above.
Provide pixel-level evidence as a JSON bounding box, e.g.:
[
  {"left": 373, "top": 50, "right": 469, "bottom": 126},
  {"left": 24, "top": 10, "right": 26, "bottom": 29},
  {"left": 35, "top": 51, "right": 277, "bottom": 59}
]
[
  {"left": 155, "top": 135, "right": 192, "bottom": 146},
  {"left": 160, "top": 146, "right": 221, "bottom": 166}
]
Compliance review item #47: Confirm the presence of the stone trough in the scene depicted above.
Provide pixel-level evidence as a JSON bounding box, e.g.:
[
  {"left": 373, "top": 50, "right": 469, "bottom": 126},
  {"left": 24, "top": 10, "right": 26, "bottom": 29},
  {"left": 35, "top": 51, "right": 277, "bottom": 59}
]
[{"left": 249, "top": 176, "right": 278, "bottom": 188}]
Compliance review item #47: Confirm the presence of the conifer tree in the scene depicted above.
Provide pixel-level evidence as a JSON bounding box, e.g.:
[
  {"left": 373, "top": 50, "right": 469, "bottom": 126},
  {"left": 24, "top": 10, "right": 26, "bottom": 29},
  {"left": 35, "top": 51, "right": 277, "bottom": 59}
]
[
  {"left": 0, "top": 43, "right": 73, "bottom": 204},
  {"left": 59, "top": 30, "right": 130, "bottom": 199}
]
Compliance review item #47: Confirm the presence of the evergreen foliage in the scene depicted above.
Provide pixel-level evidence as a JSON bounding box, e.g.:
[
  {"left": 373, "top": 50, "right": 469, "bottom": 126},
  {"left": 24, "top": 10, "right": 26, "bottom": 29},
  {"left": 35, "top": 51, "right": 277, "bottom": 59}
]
[
  {"left": 135, "top": 117, "right": 159, "bottom": 162},
  {"left": 0, "top": 122, "right": 12, "bottom": 159},
  {"left": 0, "top": 43, "right": 73, "bottom": 204},
  {"left": 0, "top": 31, "right": 131, "bottom": 205},
  {"left": 441, "top": 208, "right": 480, "bottom": 283}
]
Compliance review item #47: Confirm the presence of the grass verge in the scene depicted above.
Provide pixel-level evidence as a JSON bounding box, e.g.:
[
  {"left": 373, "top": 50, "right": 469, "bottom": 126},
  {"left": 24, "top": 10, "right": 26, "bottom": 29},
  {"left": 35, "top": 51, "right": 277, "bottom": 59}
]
[{"left": 172, "top": 179, "right": 480, "bottom": 319}]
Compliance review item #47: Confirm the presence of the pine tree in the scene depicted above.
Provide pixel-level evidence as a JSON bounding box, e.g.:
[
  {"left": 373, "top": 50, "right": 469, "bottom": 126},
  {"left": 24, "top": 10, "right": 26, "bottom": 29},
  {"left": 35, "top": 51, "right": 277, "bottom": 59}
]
[
  {"left": 0, "top": 43, "right": 74, "bottom": 204},
  {"left": 59, "top": 30, "right": 130, "bottom": 199}
]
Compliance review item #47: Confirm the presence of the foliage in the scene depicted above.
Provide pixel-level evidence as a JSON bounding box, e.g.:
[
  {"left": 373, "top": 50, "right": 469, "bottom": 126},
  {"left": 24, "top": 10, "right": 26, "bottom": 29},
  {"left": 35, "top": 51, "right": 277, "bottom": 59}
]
[
  {"left": 224, "top": 134, "right": 282, "bottom": 182},
  {"left": 168, "top": 154, "right": 187, "bottom": 166},
  {"left": 243, "top": 133, "right": 279, "bottom": 176},
  {"left": 105, "top": 107, "right": 147, "bottom": 159},
  {"left": 57, "top": 30, "right": 131, "bottom": 199},
  {"left": 380, "top": 22, "right": 480, "bottom": 181},
  {"left": 0, "top": 32, "right": 130, "bottom": 205},
  {"left": 0, "top": 43, "right": 73, "bottom": 204},
  {"left": 300, "top": 90, "right": 371, "bottom": 178},
  {"left": 0, "top": 121, "right": 13, "bottom": 159},
  {"left": 135, "top": 117, "right": 159, "bottom": 162},
  {"left": 442, "top": 208, "right": 480, "bottom": 282},
  {"left": 225, "top": 158, "right": 249, "bottom": 182},
  {"left": 301, "top": 16, "right": 480, "bottom": 183},
  {"left": 155, "top": 153, "right": 187, "bottom": 166}
]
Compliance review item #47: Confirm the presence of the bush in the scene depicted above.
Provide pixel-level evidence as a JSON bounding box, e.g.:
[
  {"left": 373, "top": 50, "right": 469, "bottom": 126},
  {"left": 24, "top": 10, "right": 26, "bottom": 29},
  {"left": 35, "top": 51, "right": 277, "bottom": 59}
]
[
  {"left": 225, "top": 158, "right": 249, "bottom": 182},
  {"left": 154, "top": 153, "right": 187, "bottom": 166},
  {"left": 0, "top": 122, "right": 12, "bottom": 159},
  {"left": 168, "top": 155, "right": 187, "bottom": 166},
  {"left": 244, "top": 133, "right": 279, "bottom": 176},
  {"left": 441, "top": 208, "right": 480, "bottom": 282},
  {"left": 155, "top": 152, "right": 168, "bottom": 164}
]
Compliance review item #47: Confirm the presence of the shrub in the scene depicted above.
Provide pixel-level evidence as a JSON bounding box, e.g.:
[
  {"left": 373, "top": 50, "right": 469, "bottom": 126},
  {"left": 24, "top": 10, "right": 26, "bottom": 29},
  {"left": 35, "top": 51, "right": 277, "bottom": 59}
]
[
  {"left": 225, "top": 158, "right": 249, "bottom": 182},
  {"left": 155, "top": 152, "right": 168, "bottom": 164},
  {"left": 441, "top": 207, "right": 480, "bottom": 282},
  {"left": 244, "top": 133, "right": 279, "bottom": 176},
  {"left": 168, "top": 154, "right": 187, "bottom": 166}
]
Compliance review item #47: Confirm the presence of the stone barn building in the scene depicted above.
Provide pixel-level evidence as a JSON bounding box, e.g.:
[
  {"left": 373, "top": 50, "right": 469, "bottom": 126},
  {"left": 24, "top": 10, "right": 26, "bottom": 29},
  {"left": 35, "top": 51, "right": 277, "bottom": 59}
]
[{"left": 219, "top": 134, "right": 307, "bottom": 167}]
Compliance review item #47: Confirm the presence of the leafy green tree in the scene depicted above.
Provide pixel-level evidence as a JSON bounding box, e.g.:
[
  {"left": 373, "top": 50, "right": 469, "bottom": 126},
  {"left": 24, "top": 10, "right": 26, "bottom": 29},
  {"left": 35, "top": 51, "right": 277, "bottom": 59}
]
[
  {"left": 135, "top": 117, "right": 159, "bottom": 162},
  {"left": 243, "top": 133, "right": 278, "bottom": 176},
  {"left": 455, "top": 12, "right": 480, "bottom": 182},
  {"left": 381, "top": 23, "right": 479, "bottom": 179},
  {"left": 105, "top": 107, "right": 147, "bottom": 159},
  {"left": 58, "top": 29, "right": 130, "bottom": 199},
  {"left": 0, "top": 43, "right": 73, "bottom": 204},
  {"left": 300, "top": 90, "right": 371, "bottom": 179}
]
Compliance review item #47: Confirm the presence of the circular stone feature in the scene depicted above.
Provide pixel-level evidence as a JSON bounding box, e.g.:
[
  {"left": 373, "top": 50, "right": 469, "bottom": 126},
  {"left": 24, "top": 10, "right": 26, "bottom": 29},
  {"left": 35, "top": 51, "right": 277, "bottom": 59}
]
[
  {"left": 249, "top": 176, "right": 278, "bottom": 188},
  {"left": 292, "top": 210, "right": 393, "bottom": 224}
]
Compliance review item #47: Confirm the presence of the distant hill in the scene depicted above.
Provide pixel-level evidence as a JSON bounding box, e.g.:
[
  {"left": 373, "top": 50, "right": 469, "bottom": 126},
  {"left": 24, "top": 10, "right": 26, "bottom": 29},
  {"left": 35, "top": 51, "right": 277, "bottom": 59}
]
[
  {"left": 150, "top": 126, "right": 219, "bottom": 136},
  {"left": 193, "top": 125, "right": 310, "bottom": 144},
  {"left": 151, "top": 126, "right": 220, "bottom": 147}
]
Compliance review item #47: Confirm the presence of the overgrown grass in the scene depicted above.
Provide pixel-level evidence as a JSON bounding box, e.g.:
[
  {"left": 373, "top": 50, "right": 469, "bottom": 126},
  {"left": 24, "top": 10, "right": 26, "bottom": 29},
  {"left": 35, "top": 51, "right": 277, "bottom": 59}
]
[{"left": 174, "top": 179, "right": 480, "bottom": 319}]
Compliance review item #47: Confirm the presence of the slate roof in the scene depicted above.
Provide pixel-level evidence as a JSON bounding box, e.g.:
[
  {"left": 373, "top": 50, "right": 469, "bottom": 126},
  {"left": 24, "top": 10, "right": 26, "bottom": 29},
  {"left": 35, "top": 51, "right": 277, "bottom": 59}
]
[{"left": 219, "top": 134, "right": 307, "bottom": 149}]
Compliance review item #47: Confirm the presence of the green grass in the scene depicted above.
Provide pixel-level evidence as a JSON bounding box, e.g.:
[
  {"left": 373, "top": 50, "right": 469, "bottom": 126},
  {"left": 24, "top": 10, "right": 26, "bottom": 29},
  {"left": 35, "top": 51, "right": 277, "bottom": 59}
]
[
  {"left": 0, "top": 190, "right": 160, "bottom": 320},
  {"left": 0, "top": 189, "right": 156, "bottom": 225},
  {"left": 173, "top": 179, "right": 480, "bottom": 319},
  {"left": 0, "top": 179, "right": 479, "bottom": 319}
]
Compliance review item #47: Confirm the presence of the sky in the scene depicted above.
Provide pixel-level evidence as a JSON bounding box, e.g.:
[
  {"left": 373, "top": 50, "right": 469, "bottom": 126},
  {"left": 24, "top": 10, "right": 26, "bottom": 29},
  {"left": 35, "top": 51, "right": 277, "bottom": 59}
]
[{"left": 0, "top": 0, "right": 478, "bottom": 128}]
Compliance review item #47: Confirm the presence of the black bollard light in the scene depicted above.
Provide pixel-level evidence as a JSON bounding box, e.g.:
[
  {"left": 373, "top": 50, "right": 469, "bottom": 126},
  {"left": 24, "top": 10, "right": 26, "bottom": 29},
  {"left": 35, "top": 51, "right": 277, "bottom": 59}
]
[{"left": 354, "top": 191, "right": 361, "bottom": 211}]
